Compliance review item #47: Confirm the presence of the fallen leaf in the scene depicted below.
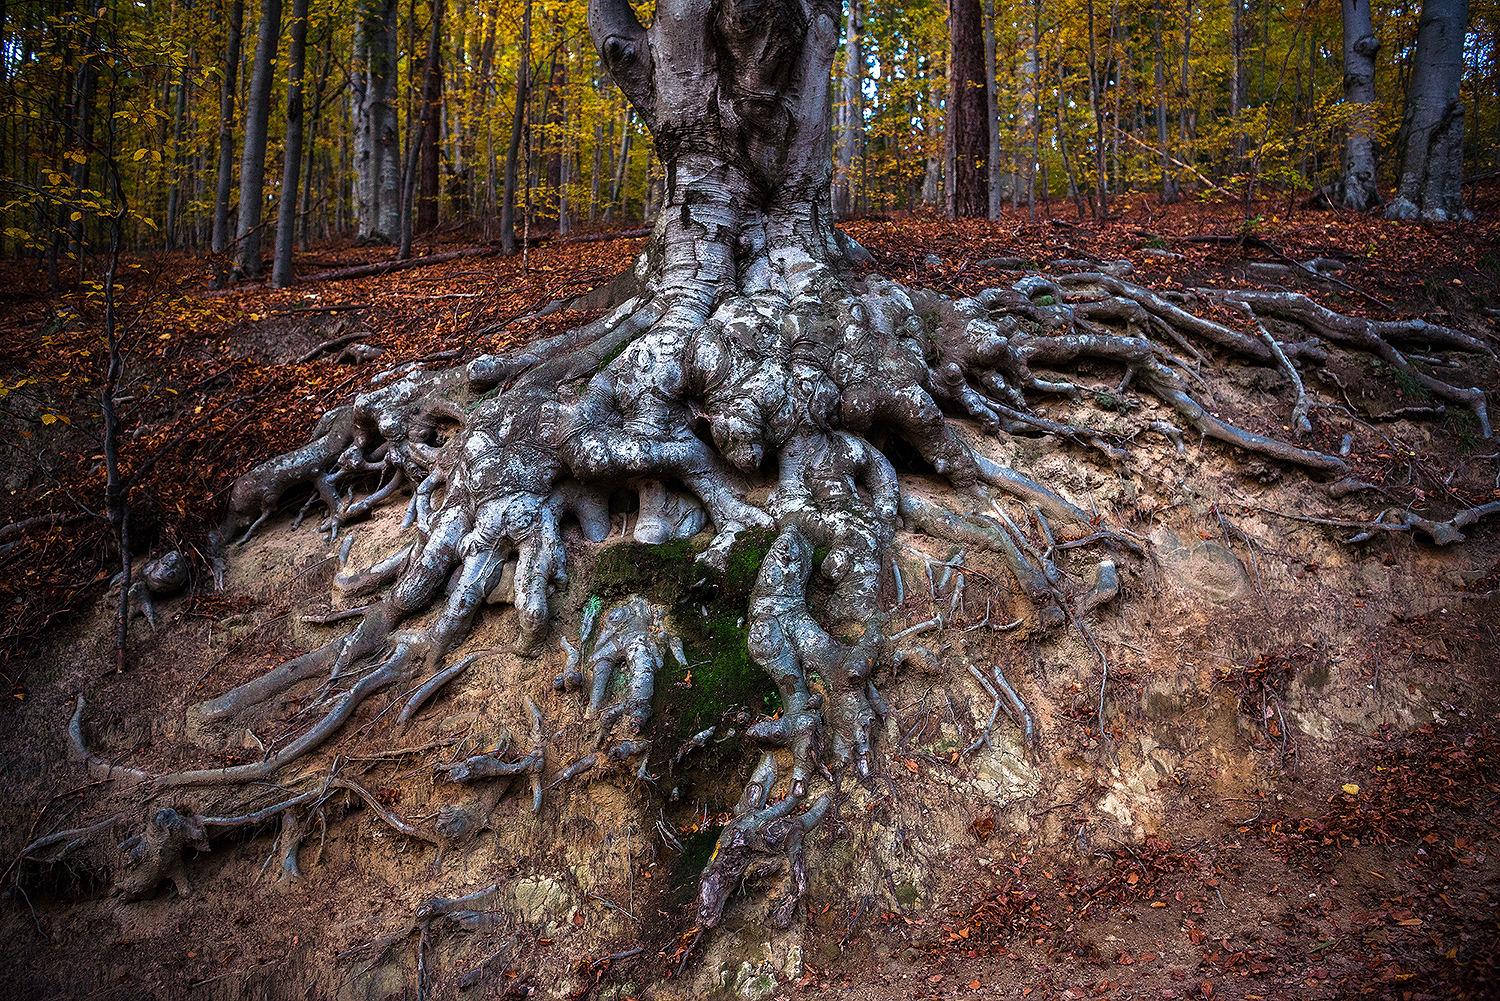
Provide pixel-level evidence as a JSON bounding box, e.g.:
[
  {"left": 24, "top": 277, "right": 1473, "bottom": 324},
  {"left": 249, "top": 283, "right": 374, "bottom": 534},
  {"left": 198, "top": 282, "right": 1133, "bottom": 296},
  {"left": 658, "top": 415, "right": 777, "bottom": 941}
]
[
  {"left": 1342, "top": 783, "right": 1360, "bottom": 795},
  {"left": 968, "top": 981, "right": 982, "bottom": 990}
]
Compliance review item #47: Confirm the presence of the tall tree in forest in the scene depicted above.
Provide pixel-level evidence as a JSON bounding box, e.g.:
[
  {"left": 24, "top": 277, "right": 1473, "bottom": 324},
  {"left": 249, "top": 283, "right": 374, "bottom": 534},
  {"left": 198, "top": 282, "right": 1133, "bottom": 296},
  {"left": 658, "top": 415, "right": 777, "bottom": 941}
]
[
  {"left": 947, "top": 0, "right": 989, "bottom": 217},
  {"left": 399, "top": 0, "right": 444, "bottom": 258},
  {"left": 416, "top": 0, "right": 444, "bottom": 235},
  {"left": 1153, "top": 0, "right": 1180, "bottom": 202},
  {"left": 982, "top": 0, "right": 1002, "bottom": 218},
  {"left": 1339, "top": 0, "right": 1381, "bottom": 209},
  {"left": 832, "top": 0, "right": 862, "bottom": 220},
  {"left": 1387, "top": 0, "right": 1471, "bottom": 221},
  {"left": 211, "top": 0, "right": 244, "bottom": 255},
  {"left": 233, "top": 0, "right": 282, "bottom": 277},
  {"left": 500, "top": 0, "right": 531, "bottom": 255},
  {"left": 354, "top": 0, "right": 400, "bottom": 243},
  {"left": 272, "top": 0, "right": 308, "bottom": 287}
]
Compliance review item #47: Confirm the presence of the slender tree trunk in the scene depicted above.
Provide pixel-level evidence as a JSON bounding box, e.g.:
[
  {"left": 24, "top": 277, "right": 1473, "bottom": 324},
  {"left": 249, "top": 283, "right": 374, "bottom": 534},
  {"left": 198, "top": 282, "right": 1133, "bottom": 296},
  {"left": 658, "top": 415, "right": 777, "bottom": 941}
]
[
  {"left": 1086, "top": 0, "right": 1108, "bottom": 218},
  {"left": 299, "top": 27, "right": 332, "bottom": 250},
  {"left": 399, "top": 0, "right": 442, "bottom": 258},
  {"left": 416, "top": 2, "right": 443, "bottom": 234},
  {"left": 1179, "top": 0, "right": 1194, "bottom": 188},
  {"left": 234, "top": 0, "right": 282, "bottom": 277},
  {"left": 1020, "top": 2, "right": 1039, "bottom": 220},
  {"left": 272, "top": 0, "right": 308, "bottom": 287},
  {"left": 947, "top": 0, "right": 989, "bottom": 218},
  {"left": 1154, "top": 1, "right": 1179, "bottom": 202},
  {"left": 165, "top": 55, "right": 190, "bottom": 250},
  {"left": 921, "top": 57, "right": 943, "bottom": 208},
  {"left": 832, "top": 0, "right": 862, "bottom": 220},
  {"left": 606, "top": 105, "right": 630, "bottom": 223},
  {"left": 500, "top": 0, "right": 531, "bottom": 254},
  {"left": 1230, "top": 0, "right": 1248, "bottom": 171},
  {"left": 982, "top": 0, "right": 1002, "bottom": 219},
  {"left": 211, "top": 0, "right": 244, "bottom": 254}
]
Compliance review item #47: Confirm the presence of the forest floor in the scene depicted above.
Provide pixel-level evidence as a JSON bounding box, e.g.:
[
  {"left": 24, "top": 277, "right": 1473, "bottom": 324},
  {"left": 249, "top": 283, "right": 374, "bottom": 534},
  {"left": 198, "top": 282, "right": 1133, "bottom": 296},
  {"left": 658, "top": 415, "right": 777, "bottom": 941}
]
[{"left": 1, "top": 192, "right": 1499, "bottom": 1001}]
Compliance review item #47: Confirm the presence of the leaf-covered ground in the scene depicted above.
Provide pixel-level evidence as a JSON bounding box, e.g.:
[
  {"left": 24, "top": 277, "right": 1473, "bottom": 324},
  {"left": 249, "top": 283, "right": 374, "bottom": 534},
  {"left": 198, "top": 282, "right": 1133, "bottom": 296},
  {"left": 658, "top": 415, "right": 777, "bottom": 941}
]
[{"left": 1, "top": 194, "right": 1498, "bottom": 999}]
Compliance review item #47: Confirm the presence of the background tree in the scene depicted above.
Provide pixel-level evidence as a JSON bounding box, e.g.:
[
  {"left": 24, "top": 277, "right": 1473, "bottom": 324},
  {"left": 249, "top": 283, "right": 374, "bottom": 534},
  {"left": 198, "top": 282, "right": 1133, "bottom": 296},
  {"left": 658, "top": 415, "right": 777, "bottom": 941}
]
[
  {"left": 947, "top": 0, "right": 989, "bottom": 217},
  {"left": 1339, "top": 0, "right": 1382, "bottom": 209},
  {"left": 1387, "top": 0, "right": 1471, "bottom": 221},
  {"left": 211, "top": 0, "right": 245, "bottom": 255},
  {"left": 232, "top": 0, "right": 282, "bottom": 277},
  {"left": 271, "top": 0, "right": 309, "bottom": 287}
]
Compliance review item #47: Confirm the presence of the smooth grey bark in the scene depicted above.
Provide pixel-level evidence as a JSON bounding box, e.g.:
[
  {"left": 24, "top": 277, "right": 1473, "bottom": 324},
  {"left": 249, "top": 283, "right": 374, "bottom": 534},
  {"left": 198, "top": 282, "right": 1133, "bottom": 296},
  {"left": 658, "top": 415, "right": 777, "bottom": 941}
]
[
  {"left": 272, "top": 0, "right": 309, "bottom": 287},
  {"left": 211, "top": 0, "right": 244, "bottom": 255},
  {"left": 499, "top": 0, "right": 530, "bottom": 255},
  {"left": 353, "top": 0, "right": 400, "bottom": 243},
  {"left": 832, "top": 0, "right": 862, "bottom": 220},
  {"left": 234, "top": 0, "right": 282, "bottom": 277},
  {"left": 1338, "top": 0, "right": 1381, "bottom": 209},
  {"left": 1387, "top": 0, "right": 1471, "bottom": 221}
]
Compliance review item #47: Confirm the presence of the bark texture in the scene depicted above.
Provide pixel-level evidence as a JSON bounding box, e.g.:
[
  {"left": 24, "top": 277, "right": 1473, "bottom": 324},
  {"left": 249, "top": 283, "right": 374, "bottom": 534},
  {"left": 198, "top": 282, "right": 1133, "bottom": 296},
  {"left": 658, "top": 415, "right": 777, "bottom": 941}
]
[
  {"left": 353, "top": 0, "right": 400, "bottom": 243},
  {"left": 947, "top": 0, "right": 989, "bottom": 219},
  {"left": 1338, "top": 0, "right": 1381, "bottom": 210},
  {"left": 1387, "top": 0, "right": 1471, "bottom": 222},
  {"left": 33, "top": 0, "right": 1497, "bottom": 961},
  {"left": 233, "top": 0, "right": 282, "bottom": 277}
]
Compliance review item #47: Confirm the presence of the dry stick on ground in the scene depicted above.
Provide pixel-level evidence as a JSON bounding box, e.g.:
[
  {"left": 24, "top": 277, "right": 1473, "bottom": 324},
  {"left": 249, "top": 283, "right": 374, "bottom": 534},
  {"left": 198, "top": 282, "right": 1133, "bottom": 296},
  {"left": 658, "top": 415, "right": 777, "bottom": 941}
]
[{"left": 295, "top": 246, "right": 500, "bottom": 285}]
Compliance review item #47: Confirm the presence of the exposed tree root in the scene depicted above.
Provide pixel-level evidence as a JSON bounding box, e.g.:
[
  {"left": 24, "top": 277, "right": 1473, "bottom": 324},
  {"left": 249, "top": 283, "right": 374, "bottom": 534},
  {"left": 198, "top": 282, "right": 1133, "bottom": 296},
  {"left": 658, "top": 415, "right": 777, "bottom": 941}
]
[{"left": 53, "top": 0, "right": 1497, "bottom": 971}]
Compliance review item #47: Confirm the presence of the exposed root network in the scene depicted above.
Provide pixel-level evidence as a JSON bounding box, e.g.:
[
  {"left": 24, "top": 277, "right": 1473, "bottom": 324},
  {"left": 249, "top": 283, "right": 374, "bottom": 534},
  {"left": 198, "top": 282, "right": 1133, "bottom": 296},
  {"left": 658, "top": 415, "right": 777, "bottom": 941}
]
[{"left": 33, "top": 248, "right": 1494, "bottom": 963}]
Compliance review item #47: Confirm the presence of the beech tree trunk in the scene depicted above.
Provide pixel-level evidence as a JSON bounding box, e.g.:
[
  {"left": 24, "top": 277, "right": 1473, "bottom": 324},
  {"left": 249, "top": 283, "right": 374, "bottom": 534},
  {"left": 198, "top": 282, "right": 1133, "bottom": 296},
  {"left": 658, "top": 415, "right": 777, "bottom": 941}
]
[
  {"left": 982, "top": 0, "right": 1002, "bottom": 219},
  {"left": 1338, "top": 0, "right": 1381, "bottom": 209},
  {"left": 946, "top": 0, "right": 989, "bottom": 218},
  {"left": 831, "top": 0, "right": 862, "bottom": 220},
  {"left": 234, "top": 0, "right": 282, "bottom": 277},
  {"left": 353, "top": 0, "right": 400, "bottom": 243},
  {"left": 416, "top": 5, "right": 443, "bottom": 235},
  {"left": 272, "top": 0, "right": 308, "bottom": 287},
  {"left": 211, "top": 0, "right": 244, "bottom": 255},
  {"left": 1387, "top": 0, "right": 1471, "bottom": 222},
  {"left": 499, "top": 0, "right": 530, "bottom": 254}
]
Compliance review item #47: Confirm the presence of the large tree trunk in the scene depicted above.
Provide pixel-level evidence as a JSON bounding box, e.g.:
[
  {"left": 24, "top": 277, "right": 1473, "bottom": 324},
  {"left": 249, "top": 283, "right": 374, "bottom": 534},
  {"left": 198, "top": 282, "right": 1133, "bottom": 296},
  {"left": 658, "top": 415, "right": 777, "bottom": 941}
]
[
  {"left": 947, "top": 0, "right": 989, "bottom": 218},
  {"left": 1339, "top": 0, "right": 1381, "bottom": 209},
  {"left": 1387, "top": 0, "right": 1471, "bottom": 222},
  {"left": 353, "top": 0, "right": 400, "bottom": 243},
  {"left": 233, "top": 0, "right": 282, "bottom": 278}
]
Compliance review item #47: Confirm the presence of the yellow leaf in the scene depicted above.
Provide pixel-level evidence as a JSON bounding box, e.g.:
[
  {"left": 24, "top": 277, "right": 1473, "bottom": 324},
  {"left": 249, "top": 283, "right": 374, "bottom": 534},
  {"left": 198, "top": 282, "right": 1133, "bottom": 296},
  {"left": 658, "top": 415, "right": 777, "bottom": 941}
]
[
  {"left": 133, "top": 148, "right": 147, "bottom": 161},
  {"left": 40, "top": 413, "right": 56, "bottom": 425},
  {"left": 1341, "top": 783, "right": 1360, "bottom": 796},
  {"left": 70, "top": 210, "right": 83, "bottom": 222}
]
